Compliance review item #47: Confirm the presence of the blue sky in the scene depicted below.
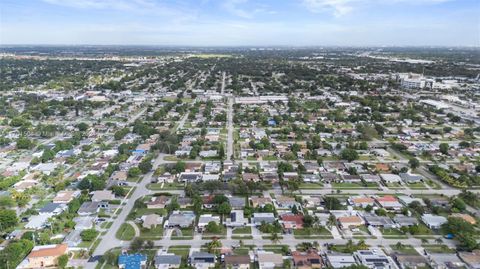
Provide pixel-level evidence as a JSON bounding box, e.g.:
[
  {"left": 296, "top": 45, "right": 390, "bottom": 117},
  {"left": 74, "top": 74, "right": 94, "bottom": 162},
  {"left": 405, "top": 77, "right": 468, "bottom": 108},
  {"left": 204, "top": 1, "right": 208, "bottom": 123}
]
[{"left": 1, "top": 0, "right": 479, "bottom": 46}]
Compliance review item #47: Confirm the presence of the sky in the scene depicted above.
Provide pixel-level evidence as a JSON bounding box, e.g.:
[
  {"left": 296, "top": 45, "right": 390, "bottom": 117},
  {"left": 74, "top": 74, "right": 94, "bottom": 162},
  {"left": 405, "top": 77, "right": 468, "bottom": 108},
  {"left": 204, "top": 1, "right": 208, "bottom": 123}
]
[{"left": 1, "top": 0, "right": 479, "bottom": 46}]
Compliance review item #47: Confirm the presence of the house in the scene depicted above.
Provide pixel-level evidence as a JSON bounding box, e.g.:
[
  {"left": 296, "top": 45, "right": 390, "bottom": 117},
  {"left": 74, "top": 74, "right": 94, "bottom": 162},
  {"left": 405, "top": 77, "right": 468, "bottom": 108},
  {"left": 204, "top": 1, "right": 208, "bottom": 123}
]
[
  {"left": 458, "top": 250, "right": 480, "bottom": 269},
  {"left": 292, "top": 249, "right": 322, "bottom": 269},
  {"left": 325, "top": 252, "right": 356, "bottom": 269},
  {"left": 421, "top": 214, "right": 447, "bottom": 229},
  {"left": 165, "top": 211, "right": 195, "bottom": 228},
  {"left": 189, "top": 252, "right": 216, "bottom": 268},
  {"left": 275, "top": 196, "right": 299, "bottom": 209},
  {"left": 337, "top": 216, "right": 364, "bottom": 229},
  {"left": 228, "top": 196, "right": 246, "bottom": 209},
  {"left": 91, "top": 190, "right": 116, "bottom": 202},
  {"left": 253, "top": 213, "right": 276, "bottom": 225},
  {"left": 199, "top": 150, "right": 217, "bottom": 158},
  {"left": 375, "top": 196, "right": 403, "bottom": 211},
  {"left": 354, "top": 248, "right": 396, "bottom": 269},
  {"left": 178, "top": 172, "right": 202, "bottom": 183},
  {"left": 177, "top": 197, "right": 193, "bottom": 208},
  {"left": 397, "top": 196, "right": 425, "bottom": 207},
  {"left": 147, "top": 196, "right": 171, "bottom": 209},
  {"left": 393, "top": 215, "right": 419, "bottom": 227},
  {"left": 280, "top": 214, "right": 304, "bottom": 231},
  {"left": 73, "top": 216, "right": 95, "bottom": 230},
  {"left": 392, "top": 254, "right": 428, "bottom": 269},
  {"left": 226, "top": 210, "right": 247, "bottom": 228},
  {"left": 18, "top": 244, "right": 68, "bottom": 269},
  {"left": 118, "top": 253, "right": 147, "bottom": 269},
  {"left": 243, "top": 173, "right": 260, "bottom": 182},
  {"left": 142, "top": 214, "right": 164, "bottom": 229},
  {"left": 360, "top": 174, "right": 381, "bottom": 183},
  {"left": 250, "top": 196, "right": 273, "bottom": 208},
  {"left": 257, "top": 252, "right": 283, "bottom": 269},
  {"left": 399, "top": 173, "right": 423, "bottom": 184},
  {"left": 25, "top": 215, "right": 50, "bottom": 230},
  {"left": 362, "top": 213, "right": 395, "bottom": 228},
  {"left": 78, "top": 201, "right": 105, "bottom": 215},
  {"left": 380, "top": 174, "right": 402, "bottom": 184},
  {"left": 39, "top": 203, "right": 68, "bottom": 216},
  {"left": 53, "top": 190, "right": 80, "bottom": 204},
  {"left": 198, "top": 214, "right": 221, "bottom": 232},
  {"left": 202, "top": 174, "right": 220, "bottom": 181},
  {"left": 111, "top": 171, "right": 128, "bottom": 181},
  {"left": 154, "top": 253, "right": 182, "bottom": 269},
  {"left": 64, "top": 230, "right": 82, "bottom": 247},
  {"left": 428, "top": 253, "right": 465, "bottom": 269},
  {"left": 224, "top": 255, "right": 251, "bottom": 269},
  {"left": 450, "top": 213, "right": 477, "bottom": 225},
  {"left": 349, "top": 197, "right": 375, "bottom": 208}
]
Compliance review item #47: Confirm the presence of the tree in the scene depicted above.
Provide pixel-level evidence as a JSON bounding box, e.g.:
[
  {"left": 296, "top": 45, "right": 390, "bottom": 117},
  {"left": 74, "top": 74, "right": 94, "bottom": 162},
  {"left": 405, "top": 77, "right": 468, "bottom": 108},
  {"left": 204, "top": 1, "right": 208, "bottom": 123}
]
[
  {"left": 205, "top": 221, "right": 222, "bottom": 234},
  {"left": 439, "top": 143, "right": 449, "bottom": 155},
  {"left": 217, "top": 202, "right": 232, "bottom": 217},
  {"left": 450, "top": 198, "right": 466, "bottom": 212},
  {"left": 207, "top": 239, "right": 222, "bottom": 254},
  {"left": 0, "top": 209, "right": 18, "bottom": 231},
  {"left": 340, "top": 148, "right": 359, "bottom": 162},
  {"left": 80, "top": 229, "right": 98, "bottom": 241},
  {"left": 408, "top": 158, "right": 420, "bottom": 169},
  {"left": 270, "top": 232, "right": 280, "bottom": 244},
  {"left": 16, "top": 137, "right": 33, "bottom": 149},
  {"left": 130, "top": 238, "right": 144, "bottom": 251},
  {"left": 324, "top": 197, "right": 342, "bottom": 210},
  {"left": 57, "top": 254, "right": 68, "bottom": 269},
  {"left": 111, "top": 186, "right": 126, "bottom": 197},
  {"left": 128, "top": 167, "right": 142, "bottom": 178},
  {"left": 76, "top": 122, "right": 89, "bottom": 132},
  {"left": 138, "top": 159, "right": 152, "bottom": 174}
]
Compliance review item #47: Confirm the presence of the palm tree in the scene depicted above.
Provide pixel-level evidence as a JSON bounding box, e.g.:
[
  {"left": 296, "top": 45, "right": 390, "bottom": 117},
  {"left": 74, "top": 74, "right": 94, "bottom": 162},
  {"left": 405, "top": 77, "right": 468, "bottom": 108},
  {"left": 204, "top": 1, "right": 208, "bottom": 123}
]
[
  {"left": 207, "top": 239, "right": 222, "bottom": 255},
  {"left": 327, "top": 214, "right": 336, "bottom": 229},
  {"left": 270, "top": 232, "right": 280, "bottom": 244}
]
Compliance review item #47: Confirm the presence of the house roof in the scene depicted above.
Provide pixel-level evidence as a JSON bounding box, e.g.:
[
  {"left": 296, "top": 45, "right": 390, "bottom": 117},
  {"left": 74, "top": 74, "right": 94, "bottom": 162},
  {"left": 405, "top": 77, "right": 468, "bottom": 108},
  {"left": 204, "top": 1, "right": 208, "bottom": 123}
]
[
  {"left": 451, "top": 213, "right": 476, "bottom": 225},
  {"left": 28, "top": 244, "right": 67, "bottom": 258},
  {"left": 224, "top": 255, "right": 250, "bottom": 265},
  {"left": 154, "top": 254, "right": 181, "bottom": 265},
  {"left": 338, "top": 216, "right": 363, "bottom": 223}
]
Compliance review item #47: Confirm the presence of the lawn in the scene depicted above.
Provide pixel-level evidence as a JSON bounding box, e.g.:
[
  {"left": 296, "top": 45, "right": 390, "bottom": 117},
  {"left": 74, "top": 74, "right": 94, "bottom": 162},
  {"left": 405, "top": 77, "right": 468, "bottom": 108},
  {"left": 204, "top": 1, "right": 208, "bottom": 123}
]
[
  {"left": 293, "top": 227, "right": 332, "bottom": 239},
  {"left": 299, "top": 183, "right": 324, "bottom": 189},
  {"left": 168, "top": 245, "right": 190, "bottom": 267},
  {"left": 232, "top": 227, "right": 252, "bottom": 234},
  {"left": 332, "top": 182, "right": 378, "bottom": 189},
  {"left": 127, "top": 207, "right": 167, "bottom": 220},
  {"left": 139, "top": 225, "right": 164, "bottom": 240},
  {"left": 115, "top": 223, "right": 136, "bottom": 240},
  {"left": 380, "top": 228, "right": 408, "bottom": 238},
  {"left": 422, "top": 244, "right": 456, "bottom": 253},
  {"left": 407, "top": 182, "right": 428, "bottom": 189},
  {"left": 390, "top": 244, "right": 419, "bottom": 255},
  {"left": 171, "top": 228, "right": 194, "bottom": 240}
]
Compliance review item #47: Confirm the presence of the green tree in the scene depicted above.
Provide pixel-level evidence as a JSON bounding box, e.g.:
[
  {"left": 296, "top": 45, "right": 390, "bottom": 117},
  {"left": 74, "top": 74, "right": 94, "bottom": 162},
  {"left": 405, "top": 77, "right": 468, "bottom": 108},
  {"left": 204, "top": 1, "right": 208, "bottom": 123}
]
[
  {"left": 57, "top": 254, "right": 69, "bottom": 269},
  {"left": 0, "top": 209, "right": 18, "bottom": 231},
  {"left": 340, "top": 148, "right": 359, "bottom": 162},
  {"left": 80, "top": 229, "right": 99, "bottom": 241},
  {"left": 16, "top": 137, "right": 33, "bottom": 149},
  {"left": 408, "top": 158, "right": 420, "bottom": 169},
  {"left": 439, "top": 143, "right": 449, "bottom": 155}
]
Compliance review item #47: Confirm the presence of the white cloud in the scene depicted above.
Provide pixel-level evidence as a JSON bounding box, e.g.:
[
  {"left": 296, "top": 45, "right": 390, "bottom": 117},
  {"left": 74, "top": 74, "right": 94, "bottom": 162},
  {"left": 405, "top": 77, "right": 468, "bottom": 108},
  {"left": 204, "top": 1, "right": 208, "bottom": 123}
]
[
  {"left": 222, "top": 0, "right": 254, "bottom": 19},
  {"left": 300, "top": 0, "right": 452, "bottom": 16}
]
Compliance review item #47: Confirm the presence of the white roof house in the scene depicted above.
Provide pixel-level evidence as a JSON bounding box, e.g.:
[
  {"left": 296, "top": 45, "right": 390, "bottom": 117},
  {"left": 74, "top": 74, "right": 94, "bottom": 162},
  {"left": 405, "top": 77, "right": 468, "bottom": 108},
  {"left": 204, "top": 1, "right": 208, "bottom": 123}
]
[{"left": 421, "top": 214, "right": 447, "bottom": 229}]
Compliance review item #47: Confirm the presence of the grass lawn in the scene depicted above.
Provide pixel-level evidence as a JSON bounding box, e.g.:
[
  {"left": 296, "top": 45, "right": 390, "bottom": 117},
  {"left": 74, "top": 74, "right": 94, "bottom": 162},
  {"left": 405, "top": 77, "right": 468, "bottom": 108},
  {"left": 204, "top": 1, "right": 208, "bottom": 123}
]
[
  {"left": 171, "top": 228, "right": 194, "bottom": 240},
  {"left": 100, "top": 222, "right": 113, "bottom": 229},
  {"left": 168, "top": 245, "right": 190, "bottom": 266},
  {"left": 390, "top": 244, "right": 419, "bottom": 255},
  {"left": 202, "top": 227, "right": 227, "bottom": 239},
  {"left": 380, "top": 228, "right": 408, "bottom": 238},
  {"left": 116, "top": 223, "right": 136, "bottom": 240},
  {"left": 385, "top": 182, "right": 405, "bottom": 189},
  {"left": 422, "top": 244, "right": 456, "bottom": 253},
  {"left": 232, "top": 227, "right": 252, "bottom": 234},
  {"left": 139, "top": 225, "right": 164, "bottom": 240},
  {"left": 263, "top": 156, "right": 278, "bottom": 161},
  {"left": 407, "top": 182, "right": 428, "bottom": 189},
  {"left": 127, "top": 208, "right": 167, "bottom": 220},
  {"left": 332, "top": 182, "right": 378, "bottom": 189},
  {"left": 299, "top": 183, "right": 324, "bottom": 189},
  {"left": 263, "top": 245, "right": 289, "bottom": 255},
  {"left": 293, "top": 227, "right": 332, "bottom": 239}
]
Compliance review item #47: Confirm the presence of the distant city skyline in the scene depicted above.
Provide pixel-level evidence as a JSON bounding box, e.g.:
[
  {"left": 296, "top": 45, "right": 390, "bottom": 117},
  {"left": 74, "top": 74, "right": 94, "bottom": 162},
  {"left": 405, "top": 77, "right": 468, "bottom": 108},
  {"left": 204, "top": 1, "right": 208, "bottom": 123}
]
[{"left": 1, "top": 0, "right": 479, "bottom": 46}]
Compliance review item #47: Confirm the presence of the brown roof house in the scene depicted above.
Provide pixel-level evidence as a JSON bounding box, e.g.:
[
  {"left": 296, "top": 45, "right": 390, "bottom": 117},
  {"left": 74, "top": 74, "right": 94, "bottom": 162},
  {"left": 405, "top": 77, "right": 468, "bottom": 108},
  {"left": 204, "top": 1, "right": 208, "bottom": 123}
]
[
  {"left": 292, "top": 249, "right": 322, "bottom": 269},
  {"left": 147, "top": 196, "right": 171, "bottom": 209},
  {"left": 18, "top": 244, "right": 68, "bottom": 269},
  {"left": 141, "top": 214, "right": 164, "bottom": 229},
  {"left": 224, "top": 255, "right": 251, "bottom": 269}
]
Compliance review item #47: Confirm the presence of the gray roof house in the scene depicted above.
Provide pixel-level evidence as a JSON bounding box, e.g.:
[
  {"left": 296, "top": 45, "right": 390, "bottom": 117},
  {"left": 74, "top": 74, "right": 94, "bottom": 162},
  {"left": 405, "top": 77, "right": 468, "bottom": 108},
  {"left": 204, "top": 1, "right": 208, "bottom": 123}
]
[
  {"left": 189, "top": 252, "right": 216, "bottom": 267},
  {"left": 253, "top": 213, "right": 276, "bottom": 225},
  {"left": 39, "top": 203, "right": 67, "bottom": 216},
  {"left": 228, "top": 196, "right": 246, "bottom": 209},
  {"left": 393, "top": 215, "right": 419, "bottom": 227},
  {"left": 154, "top": 254, "right": 181, "bottom": 268},
  {"left": 164, "top": 211, "right": 195, "bottom": 228}
]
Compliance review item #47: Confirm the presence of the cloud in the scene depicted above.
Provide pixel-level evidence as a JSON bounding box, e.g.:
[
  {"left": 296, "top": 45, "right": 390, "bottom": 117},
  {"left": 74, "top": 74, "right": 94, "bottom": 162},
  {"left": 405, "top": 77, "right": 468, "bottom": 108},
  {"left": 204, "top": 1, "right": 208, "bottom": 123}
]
[
  {"left": 222, "top": 0, "right": 254, "bottom": 19},
  {"left": 300, "top": 0, "right": 452, "bottom": 16}
]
